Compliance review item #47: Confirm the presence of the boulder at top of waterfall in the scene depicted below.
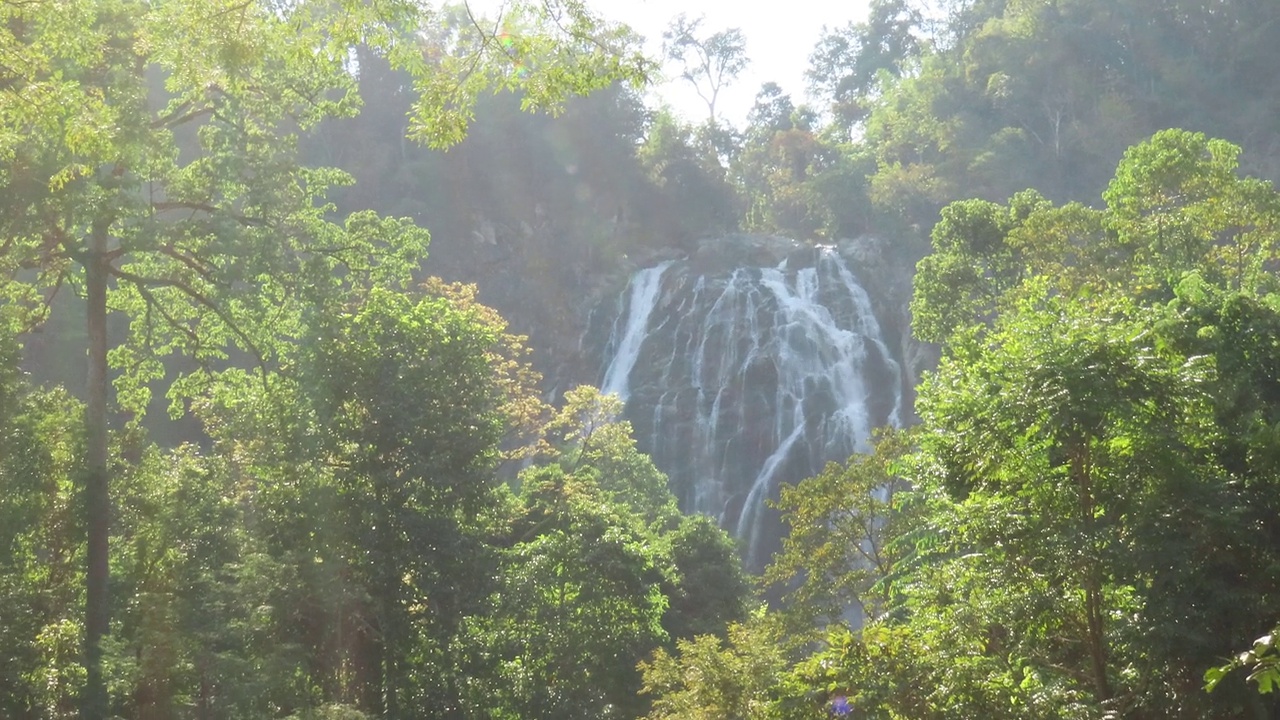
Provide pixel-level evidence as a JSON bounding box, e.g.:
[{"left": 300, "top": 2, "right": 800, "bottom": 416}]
[{"left": 691, "top": 235, "right": 803, "bottom": 273}]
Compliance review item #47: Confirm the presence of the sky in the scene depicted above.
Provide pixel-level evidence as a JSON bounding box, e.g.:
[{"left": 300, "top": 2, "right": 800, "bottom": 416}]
[
  {"left": 597, "top": 0, "right": 873, "bottom": 127},
  {"left": 470, "top": 0, "right": 875, "bottom": 128}
]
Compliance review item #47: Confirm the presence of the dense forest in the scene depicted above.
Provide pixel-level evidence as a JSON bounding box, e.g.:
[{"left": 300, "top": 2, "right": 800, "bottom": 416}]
[{"left": 3, "top": 0, "right": 1280, "bottom": 719}]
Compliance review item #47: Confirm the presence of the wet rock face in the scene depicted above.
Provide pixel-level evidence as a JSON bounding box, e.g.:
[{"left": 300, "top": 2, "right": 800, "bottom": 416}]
[{"left": 589, "top": 237, "right": 913, "bottom": 571}]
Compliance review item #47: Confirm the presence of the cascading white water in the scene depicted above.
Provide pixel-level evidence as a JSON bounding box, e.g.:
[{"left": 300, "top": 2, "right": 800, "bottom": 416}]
[
  {"left": 596, "top": 243, "right": 906, "bottom": 570},
  {"left": 738, "top": 421, "right": 805, "bottom": 569},
  {"left": 601, "top": 261, "right": 674, "bottom": 401}
]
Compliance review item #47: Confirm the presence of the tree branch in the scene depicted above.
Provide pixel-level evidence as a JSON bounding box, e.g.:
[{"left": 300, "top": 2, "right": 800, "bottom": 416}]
[
  {"left": 108, "top": 264, "right": 266, "bottom": 371},
  {"left": 152, "top": 201, "right": 269, "bottom": 227},
  {"left": 17, "top": 272, "right": 66, "bottom": 335},
  {"left": 150, "top": 102, "right": 215, "bottom": 129},
  {"left": 157, "top": 244, "right": 222, "bottom": 286},
  {"left": 133, "top": 280, "right": 204, "bottom": 353}
]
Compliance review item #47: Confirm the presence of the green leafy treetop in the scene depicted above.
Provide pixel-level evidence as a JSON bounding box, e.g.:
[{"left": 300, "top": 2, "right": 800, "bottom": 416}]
[{"left": 912, "top": 129, "right": 1280, "bottom": 349}]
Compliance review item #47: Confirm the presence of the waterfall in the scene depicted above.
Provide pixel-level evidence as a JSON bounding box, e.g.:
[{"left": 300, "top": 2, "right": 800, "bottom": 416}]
[{"left": 594, "top": 240, "right": 907, "bottom": 570}]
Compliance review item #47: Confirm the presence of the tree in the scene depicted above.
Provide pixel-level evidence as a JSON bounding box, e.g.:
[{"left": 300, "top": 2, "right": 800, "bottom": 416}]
[
  {"left": 917, "top": 291, "right": 1194, "bottom": 709},
  {"left": 882, "top": 279, "right": 1280, "bottom": 717},
  {"left": 735, "top": 84, "right": 839, "bottom": 238},
  {"left": 913, "top": 131, "right": 1280, "bottom": 350},
  {"left": 661, "top": 14, "right": 749, "bottom": 125},
  {"left": 878, "top": 130, "right": 1280, "bottom": 718},
  {"left": 764, "top": 429, "right": 913, "bottom": 632},
  {"left": 640, "top": 609, "right": 790, "bottom": 720},
  {"left": 1103, "top": 129, "right": 1280, "bottom": 295},
  {"left": 1150, "top": 282, "right": 1280, "bottom": 714},
  {"left": 302, "top": 286, "right": 534, "bottom": 715},
  {"left": 0, "top": 1, "right": 645, "bottom": 715},
  {"left": 717, "top": 129, "right": 1280, "bottom": 717},
  {"left": 468, "top": 465, "right": 670, "bottom": 720},
  {"left": 539, "top": 386, "right": 750, "bottom": 645},
  {"left": 539, "top": 386, "right": 677, "bottom": 525},
  {"left": 107, "top": 444, "right": 289, "bottom": 718},
  {"left": 909, "top": 190, "right": 1053, "bottom": 344},
  {"left": 636, "top": 109, "right": 742, "bottom": 246},
  {"left": 662, "top": 514, "right": 750, "bottom": 643},
  {"left": 191, "top": 279, "right": 545, "bottom": 716},
  {"left": 1208, "top": 625, "right": 1280, "bottom": 697},
  {"left": 807, "top": 0, "right": 924, "bottom": 131}
]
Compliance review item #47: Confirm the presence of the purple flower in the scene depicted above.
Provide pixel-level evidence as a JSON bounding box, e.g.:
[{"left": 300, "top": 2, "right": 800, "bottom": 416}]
[{"left": 830, "top": 695, "right": 852, "bottom": 716}]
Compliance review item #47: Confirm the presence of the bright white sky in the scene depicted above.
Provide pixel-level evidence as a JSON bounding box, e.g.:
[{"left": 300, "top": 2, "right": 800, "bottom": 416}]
[
  {"left": 471, "top": 0, "right": 874, "bottom": 128},
  {"left": 597, "top": 0, "right": 873, "bottom": 127}
]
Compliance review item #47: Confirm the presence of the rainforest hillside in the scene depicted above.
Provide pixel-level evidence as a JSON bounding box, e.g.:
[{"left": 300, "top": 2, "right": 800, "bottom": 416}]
[{"left": 2, "top": 0, "right": 1279, "bottom": 719}]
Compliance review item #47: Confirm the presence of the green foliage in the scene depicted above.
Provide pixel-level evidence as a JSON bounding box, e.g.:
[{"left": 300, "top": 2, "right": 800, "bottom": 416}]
[
  {"left": 446, "top": 387, "right": 755, "bottom": 720},
  {"left": 540, "top": 386, "right": 677, "bottom": 524},
  {"left": 1105, "top": 129, "right": 1280, "bottom": 294},
  {"left": 636, "top": 109, "right": 742, "bottom": 247},
  {"left": 1, "top": 0, "right": 450, "bottom": 366},
  {"left": 1207, "top": 627, "right": 1280, "bottom": 695},
  {"left": 0, "top": 338, "right": 85, "bottom": 720},
  {"left": 285, "top": 705, "right": 372, "bottom": 720},
  {"left": 108, "top": 445, "right": 298, "bottom": 717},
  {"left": 0, "top": 278, "right": 549, "bottom": 718},
  {"left": 11, "top": 0, "right": 1280, "bottom": 717},
  {"left": 910, "top": 195, "right": 1026, "bottom": 343},
  {"left": 662, "top": 514, "right": 750, "bottom": 642},
  {"left": 233, "top": 284, "right": 541, "bottom": 716},
  {"left": 735, "top": 85, "right": 875, "bottom": 240},
  {"left": 640, "top": 608, "right": 788, "bottom": 720},
  {"left": 807, "top": 0, "right": 924, "bottom": 130},
  {"left": 790, "top": 0, "right": 1280, "bottom": 244},
  {"left": 400, "top": 1, "right": 651, "bottom": 147},
  {"left": 909, "top": 289, "right": 1217, "bottom": 712},
  {"left": 306, "top": 287, "right": 509, "bottom": 492},
  {"left": 2, "top": 1, "right": 647, "bottom": 715},
  {"left": 914, "top": 131, "right": 1280, "bottom": 349},
  {"left": 538, "top": 386, "right": 750, "bottom": 645},
  {"left": 765, "top": 429, "right": 913, "bottom": 631},
  {"left": 468, "top": 465, "right": 670, "bottom": 720}
]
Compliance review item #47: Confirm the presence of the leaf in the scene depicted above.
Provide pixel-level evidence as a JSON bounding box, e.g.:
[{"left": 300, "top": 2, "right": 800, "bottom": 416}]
[{"left": 1204, "top": 665, "right": 1227, "bottom": 692}]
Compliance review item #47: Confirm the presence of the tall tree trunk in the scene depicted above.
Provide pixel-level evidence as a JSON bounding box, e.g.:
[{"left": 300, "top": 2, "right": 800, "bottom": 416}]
[
  {"left": 83, "top": 219, "right": 111, "bottom": 720},
  {"left": 377, "top": 487, "right": 400, "bottom": 719},
  {"left": 1072, "top": 440, "right": 1112, "bottom": 704},
  {"left": 1084, "top": 571, "right": 1110, "bottom": 703}
]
